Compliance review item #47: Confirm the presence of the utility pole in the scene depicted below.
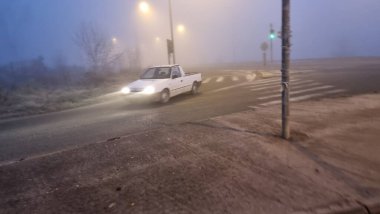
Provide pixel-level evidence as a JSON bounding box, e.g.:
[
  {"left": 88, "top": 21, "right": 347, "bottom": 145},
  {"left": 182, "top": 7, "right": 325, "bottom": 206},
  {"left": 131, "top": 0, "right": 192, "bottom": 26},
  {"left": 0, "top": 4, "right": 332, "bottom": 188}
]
[
  {"left": 281, "top": 0, "right": 291, "bottom": 139},
  {"left": 168, "top": 0, "right": 176, "bottom": 64},
  {"left": 167, "top": 39, "right": 173, "bottom": 64}
]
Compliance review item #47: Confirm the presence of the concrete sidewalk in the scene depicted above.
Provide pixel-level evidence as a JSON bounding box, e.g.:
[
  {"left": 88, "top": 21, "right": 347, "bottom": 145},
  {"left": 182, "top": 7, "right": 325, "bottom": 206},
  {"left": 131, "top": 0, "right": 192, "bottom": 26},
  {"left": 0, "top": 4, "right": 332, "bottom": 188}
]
[{"left": 1, "top": 93, "right": 380, "bottom": 214}]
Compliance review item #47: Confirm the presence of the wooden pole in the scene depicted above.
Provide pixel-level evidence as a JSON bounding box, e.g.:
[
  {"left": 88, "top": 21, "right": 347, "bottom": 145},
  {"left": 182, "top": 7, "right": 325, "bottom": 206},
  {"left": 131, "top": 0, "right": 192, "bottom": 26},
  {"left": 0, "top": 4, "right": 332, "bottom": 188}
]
[{"left": 281, "top": 0, "right": 291, "bottom": 139}]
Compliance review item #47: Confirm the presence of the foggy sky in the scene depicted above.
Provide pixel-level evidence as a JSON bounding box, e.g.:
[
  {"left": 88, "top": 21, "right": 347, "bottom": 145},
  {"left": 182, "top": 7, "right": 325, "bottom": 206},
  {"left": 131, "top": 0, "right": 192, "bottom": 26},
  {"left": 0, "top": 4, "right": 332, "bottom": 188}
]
[{"left": 1, "top": 0, "right": 380, "bottom": 67}]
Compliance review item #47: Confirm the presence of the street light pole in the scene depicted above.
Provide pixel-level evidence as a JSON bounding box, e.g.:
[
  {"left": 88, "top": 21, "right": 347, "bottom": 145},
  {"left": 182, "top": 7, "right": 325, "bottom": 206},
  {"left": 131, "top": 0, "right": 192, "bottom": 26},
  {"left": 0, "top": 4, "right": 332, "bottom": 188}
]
[
  {"left": 281, "top": 0, "right": 291, "bottom": 139},
  {"left": 168, "top": 0, "right": 176, "bottom": 64}
]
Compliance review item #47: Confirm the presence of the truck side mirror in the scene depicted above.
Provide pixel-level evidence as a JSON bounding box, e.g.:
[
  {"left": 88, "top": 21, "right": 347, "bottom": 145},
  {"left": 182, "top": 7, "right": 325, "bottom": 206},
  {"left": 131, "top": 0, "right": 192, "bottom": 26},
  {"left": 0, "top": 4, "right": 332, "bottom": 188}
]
[{"left": 172, "top": 74, "right": 179, "bottom": 79}]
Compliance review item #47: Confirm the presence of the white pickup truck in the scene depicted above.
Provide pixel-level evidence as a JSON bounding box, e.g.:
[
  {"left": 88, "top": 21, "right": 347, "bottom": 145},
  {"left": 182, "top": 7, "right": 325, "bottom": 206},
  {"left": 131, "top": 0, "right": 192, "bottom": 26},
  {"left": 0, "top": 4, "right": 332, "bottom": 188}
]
[{"left": 120, "top": 65, "right": 202, "bottom": 103}]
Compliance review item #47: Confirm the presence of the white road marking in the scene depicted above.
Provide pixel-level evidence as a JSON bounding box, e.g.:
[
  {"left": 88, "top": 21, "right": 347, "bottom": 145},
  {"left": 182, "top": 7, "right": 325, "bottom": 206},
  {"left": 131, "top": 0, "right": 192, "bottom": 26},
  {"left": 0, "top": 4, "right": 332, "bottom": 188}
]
[
  {"left": 291, "top": 82, "right": 321, "bottom": 89},
  {"left": 251, "top": 100, "right": 281, "bottom": 107},
  {"left": 291, "top": 70, "right": 315, "bottom": 74},
  {"left": 209, "top": 82, "right": 253, "bottom": 93},
  {"left": 248, "top": 81, "right": 321, "bottom": 92},
  {"left": 210, "top": 77, "right": 291, "bottom": 94},
  {"left": 253, "top": 89, "right": 346, "bottom": 107},
  {"left": 250, "top": 78, "right": 281, "bottom": 84},
  {"left": 249, "top": 79, "right": 313, "bottom": 88},
  {"left": 207, "top": 72, "right": 313, "bottom": 94},
  {"left": 210, "top": 76, "right": 300, "bottom": 94},
  {"left": 249, "top": 85, "right": 280, "bottom": 92},
  {"left": 246, "top": 76, "right": 299, "bottom": 85},
  {"left": 238, "top": 70, "right": 254, "bottom": 73},
  {"left": 245, "top": 74, "right": 256, "bottom": 82},
  {"left": 291, "top": 85, "right": 334, "bottom": 95},
  {"left": 290, "top": 89, "right": 346, "bottom": 101},
  {"left": 203, "top": 77, "right": 212, "bottom": 84},
  {"left": 216, "top": 76, "right": 224, "bottom": 83},
  {"left": 247, "top": 78, "right": 301, "bottom": 89},
  {"left": 257, "top": 85, "right": 334, "bottom": 100}
]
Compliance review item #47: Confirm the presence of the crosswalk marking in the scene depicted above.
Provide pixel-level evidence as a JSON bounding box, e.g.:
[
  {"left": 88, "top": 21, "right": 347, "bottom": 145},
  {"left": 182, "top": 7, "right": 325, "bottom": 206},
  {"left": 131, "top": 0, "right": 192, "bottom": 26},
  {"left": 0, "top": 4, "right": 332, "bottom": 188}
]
[
  {"left": 246, "top": 77, "right": 302, "bottom": 86},
  {"left": 290, "top": 89, "right": 346, "bottom": 101},
  {"left": 249, "top": 85, "right": 280, "bottom": 92},
  {"left": 250, "top": 78, "right": 282, "bottom": 85},
  {"left": 209, "top": 81, "right": 253, "bottom": 93},
  {"left": 208, "top": 76, "right": 311, "bottom": 94},
  {"left": 254, "top": 89, "right": 346, "bottom": 107},
  {"left": 249, "top": 81, "right": 321, "bottom": 92},
  {"left": 203, "top": 73, "right": 280, "bottom": 85},
  {"left": 257, "top": 85, "right": 335, "bottom": 100},
  {"left": 291, "top": 69, "right": 315, "bottom": 74},
  {"left": 247, "top": 80, "right": 296, "bottom": 89},
  {"left": 203, "top": 77, "right": 212, "bottom": 84},
  {"left": 216, "top": 76, "right": 224, "bottom": 83},
  {"left": 203, "top": 74, "right": 253, "bottom": 85},
  {"left": 202, "top": 72, "right": 346, "bottom": 109},
  {"left": 245, "top": 74, "right": 256, "bottom": 82},
  {"left": 291, "top": 82, "right": 321, "bottom": 89},
  {"left": 249, "top": 79, "right": 314, "bottom": 88},
  {"left": 249, "top": 79, "right": 302, "bottom": 88},
  {"left": 249, "top": 79, "right": 280, "bottom": 85},
  {"left": 290, "top": 85, "right": 334, "bottom": 95}
]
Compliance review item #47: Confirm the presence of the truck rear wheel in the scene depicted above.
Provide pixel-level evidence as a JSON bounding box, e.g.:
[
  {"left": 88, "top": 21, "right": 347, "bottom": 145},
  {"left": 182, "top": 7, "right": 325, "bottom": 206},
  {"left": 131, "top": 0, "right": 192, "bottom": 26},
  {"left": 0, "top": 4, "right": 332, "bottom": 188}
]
[
  {"left": 160, "top": 89, "right": 170, "bottom": 104},
  {"left": 191, "top": 82, "right": 199, "bottom": 95}
]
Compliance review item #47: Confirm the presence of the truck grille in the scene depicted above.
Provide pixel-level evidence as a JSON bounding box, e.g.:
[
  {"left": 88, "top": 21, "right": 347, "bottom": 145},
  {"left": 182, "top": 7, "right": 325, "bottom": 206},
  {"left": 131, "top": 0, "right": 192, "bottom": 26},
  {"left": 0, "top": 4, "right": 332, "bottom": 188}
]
[{"left": 130, "top": 88, "right": 143, "bottom": 92}]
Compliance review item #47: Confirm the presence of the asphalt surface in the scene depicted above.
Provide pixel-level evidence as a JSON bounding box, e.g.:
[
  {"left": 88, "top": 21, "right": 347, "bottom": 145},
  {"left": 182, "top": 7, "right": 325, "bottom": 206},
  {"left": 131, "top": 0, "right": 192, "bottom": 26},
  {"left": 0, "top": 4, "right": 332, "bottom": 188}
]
[
  {"left": 2, "top": 91, "right": 380, "bottom": 214},
  {"left": 1, "top": 59, "right": 380, "bottom": 164}
]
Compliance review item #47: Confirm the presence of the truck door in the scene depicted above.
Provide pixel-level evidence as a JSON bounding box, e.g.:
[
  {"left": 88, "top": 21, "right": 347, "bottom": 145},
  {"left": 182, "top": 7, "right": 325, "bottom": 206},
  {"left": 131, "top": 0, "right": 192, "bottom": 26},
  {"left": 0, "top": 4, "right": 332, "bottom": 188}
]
[
  {"left": 170, "top": 66, "right": 184, "bottom": 96},
  {"left": 178, "top": 66, "right": 192, "bottom": 92}
]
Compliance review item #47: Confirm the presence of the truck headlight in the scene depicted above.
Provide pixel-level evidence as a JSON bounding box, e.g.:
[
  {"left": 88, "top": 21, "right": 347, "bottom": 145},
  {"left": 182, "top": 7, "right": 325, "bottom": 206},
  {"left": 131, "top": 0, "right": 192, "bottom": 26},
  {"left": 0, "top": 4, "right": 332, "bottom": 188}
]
[
  {"left": 142, "top": 86, "right": 155, "bottom": 94},
  {"left": 121, "top": 87, "right": 130, "bottom": 94}
]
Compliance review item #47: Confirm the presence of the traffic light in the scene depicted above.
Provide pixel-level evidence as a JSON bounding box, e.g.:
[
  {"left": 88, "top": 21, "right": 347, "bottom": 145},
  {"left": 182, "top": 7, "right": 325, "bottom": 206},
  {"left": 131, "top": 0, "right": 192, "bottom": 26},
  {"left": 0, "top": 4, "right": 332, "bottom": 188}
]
[{"left": 269, "top": 29, "right": 276, "bottom": 40}]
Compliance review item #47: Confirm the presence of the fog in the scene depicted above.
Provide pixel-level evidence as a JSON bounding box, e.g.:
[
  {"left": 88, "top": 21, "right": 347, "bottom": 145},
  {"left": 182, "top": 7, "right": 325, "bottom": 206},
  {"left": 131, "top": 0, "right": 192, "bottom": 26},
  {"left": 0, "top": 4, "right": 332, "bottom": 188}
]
[{"left": 1, "top": 0, "right": 380, "bottom": 68}]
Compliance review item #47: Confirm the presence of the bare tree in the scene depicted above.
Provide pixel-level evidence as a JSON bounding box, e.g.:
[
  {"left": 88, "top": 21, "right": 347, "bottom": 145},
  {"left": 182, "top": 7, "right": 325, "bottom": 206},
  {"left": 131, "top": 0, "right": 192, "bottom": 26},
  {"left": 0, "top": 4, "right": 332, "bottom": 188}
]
[{"left": 73, "top": 23, "right": 123, "bottom": 72}]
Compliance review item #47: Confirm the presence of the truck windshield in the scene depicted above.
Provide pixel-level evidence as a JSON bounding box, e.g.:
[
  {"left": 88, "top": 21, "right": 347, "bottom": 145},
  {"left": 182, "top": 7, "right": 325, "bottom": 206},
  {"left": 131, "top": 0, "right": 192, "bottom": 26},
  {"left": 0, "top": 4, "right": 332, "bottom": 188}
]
[{"left": 140, "top": 67, "right": 171, "bottom": 79}]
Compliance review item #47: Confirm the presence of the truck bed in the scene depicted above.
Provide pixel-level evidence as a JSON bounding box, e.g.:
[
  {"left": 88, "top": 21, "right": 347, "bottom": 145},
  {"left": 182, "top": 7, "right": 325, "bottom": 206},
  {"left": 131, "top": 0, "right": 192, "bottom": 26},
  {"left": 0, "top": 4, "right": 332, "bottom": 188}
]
[{"left": 185, "top": 72, "right": 200, "bottom": 76}]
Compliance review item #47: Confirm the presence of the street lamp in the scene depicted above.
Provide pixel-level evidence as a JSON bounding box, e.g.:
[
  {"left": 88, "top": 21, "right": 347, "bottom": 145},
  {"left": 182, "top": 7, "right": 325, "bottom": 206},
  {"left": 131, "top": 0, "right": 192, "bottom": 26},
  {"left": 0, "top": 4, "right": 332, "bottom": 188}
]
[
  {"left": 139, "top": 1, "right": 151, "bottom": 14},
  {"left": 112, "top": 37, "right": 118, "bottom": 44},
  {"left": 138, "top": 0, "right": 177, "bottom": 64},
  {"left": 177, "top": 24, "right": 185, "bottom": 34}
]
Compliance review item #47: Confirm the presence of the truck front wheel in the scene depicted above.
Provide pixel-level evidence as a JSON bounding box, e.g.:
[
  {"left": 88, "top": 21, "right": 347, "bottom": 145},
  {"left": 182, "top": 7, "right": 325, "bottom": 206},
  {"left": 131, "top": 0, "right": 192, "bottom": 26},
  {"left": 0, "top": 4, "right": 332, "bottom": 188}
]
[{"left": 160, "top": 89, "right": 170, "bottom": 104}]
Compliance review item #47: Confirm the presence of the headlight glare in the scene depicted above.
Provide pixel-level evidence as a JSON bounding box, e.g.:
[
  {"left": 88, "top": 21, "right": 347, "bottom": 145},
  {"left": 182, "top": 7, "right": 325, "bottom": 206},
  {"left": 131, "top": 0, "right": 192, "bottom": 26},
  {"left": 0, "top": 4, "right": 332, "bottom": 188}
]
[
  {"left": 121, "top": 87, "right": 130, "bottom": 94},
  {"left": 143, "top": 86, "right": 155, "bottom": 94}
]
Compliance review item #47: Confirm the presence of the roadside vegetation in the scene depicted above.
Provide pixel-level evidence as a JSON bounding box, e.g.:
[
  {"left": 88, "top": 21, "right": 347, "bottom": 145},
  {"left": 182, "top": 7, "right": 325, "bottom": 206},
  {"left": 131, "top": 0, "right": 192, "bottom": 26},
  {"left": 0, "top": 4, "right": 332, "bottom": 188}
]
[
  {"left": 0, "top": 23, "right": 141, "bottom": 119},
  {"left": 0, "top": 56, "right": 141, "bottom": 119}
]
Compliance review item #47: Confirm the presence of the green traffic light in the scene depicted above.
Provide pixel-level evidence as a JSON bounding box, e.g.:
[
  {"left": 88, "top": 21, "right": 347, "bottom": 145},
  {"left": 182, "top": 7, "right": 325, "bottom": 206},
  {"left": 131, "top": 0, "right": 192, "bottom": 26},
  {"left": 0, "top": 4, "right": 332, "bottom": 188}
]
[{"left": 269, "top": 33, "right": 276, "bottom": 40}]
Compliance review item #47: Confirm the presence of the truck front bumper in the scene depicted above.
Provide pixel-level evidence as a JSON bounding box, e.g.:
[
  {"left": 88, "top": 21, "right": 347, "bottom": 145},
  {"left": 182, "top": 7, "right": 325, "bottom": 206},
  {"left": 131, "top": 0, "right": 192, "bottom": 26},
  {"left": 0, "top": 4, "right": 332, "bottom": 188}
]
[{"left": 122, "top": 92, "right": 161, "bottom": 103}]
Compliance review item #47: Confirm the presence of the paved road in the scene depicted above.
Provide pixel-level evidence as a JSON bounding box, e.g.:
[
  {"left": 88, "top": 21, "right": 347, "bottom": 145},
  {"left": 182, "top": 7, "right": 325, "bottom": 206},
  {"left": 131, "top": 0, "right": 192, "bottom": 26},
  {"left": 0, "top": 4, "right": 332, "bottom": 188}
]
[{"left": 1, "top": 60, "right": 380, "bottom": 164}]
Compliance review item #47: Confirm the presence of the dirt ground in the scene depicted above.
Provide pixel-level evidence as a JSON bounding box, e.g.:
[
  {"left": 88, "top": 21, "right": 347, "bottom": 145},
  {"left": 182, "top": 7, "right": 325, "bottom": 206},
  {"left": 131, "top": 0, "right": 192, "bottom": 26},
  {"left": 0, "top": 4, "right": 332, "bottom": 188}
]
[{"left": 0, "top": 93, "right": 380, "bottom": 214}]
